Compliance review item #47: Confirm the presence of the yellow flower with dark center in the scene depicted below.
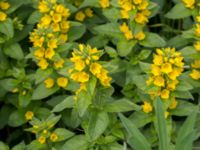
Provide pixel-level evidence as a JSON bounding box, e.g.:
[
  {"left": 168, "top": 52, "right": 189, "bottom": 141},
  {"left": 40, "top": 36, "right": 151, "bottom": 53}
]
[
  {"left": 190, "top": 69, "right": 200, "bottom": 80},
  {"left": 90, "top": 62, "right": 102, "bottom": 76},
  {"left": 38, "top": 59, "right": 49, "bottom": 69},
  {"left": 182, "top": 0, "right": 195, "bottom": 9},
  {"left": 47, "top": 39, "right": 58, "bottom": 49},
  {"left": 75, "top": 11, "right": 86, "bottom": 22},
  {"left": 142, "top": 101, "right": 152, "bottom": 113},
  {"left": 38, "top": 136, "right": 46, "bottom": 144},
  {"left": 52, "top": 13, "right": 62, "bottom": 23},
  {"left": 0, "top": 2, "right": 10, "bottom": 10},
  {"left": 57, "top": 77, "right": 68, "bottom": 88},
  {"left": 85, "top": 8, "right": 93, "bottom": 17},
  {"left": 0, "top": 11, "right": 7, "bottom": 21},
  {"left": 38, "top": 1, "right": 49, "bottom": 13},
  {"left": 25, "top": 111, "right": 34, "bottom": 121},
  {"left": 59, "top": 34, "right": 68, "bottom": 43},
  {"left": 50, "top": 133, "right": 58, "bottom": 142},
  {"left": 34, "top": 48, "right": 45, "bottom": 59},
  {"left": 99, "top": 0, "right": 110, "bottom": 8},
  {"left": 52, "top": 23, "right": 60, "bottom": 32},
  {"left": 161, "top": 89, "right": 170, "bottom": 99},
  {"left": 44, "top": 78, "right": 54, "bottom": 88},
  {"left": 153, "top": 76, "right": 165, "bottom": 87},
  {"left": 161, "top": 63, "right": 172, "bottom": 74},
  {"left": 41, "top": 14, "right": 52, "bottom": 26},
  {"left": 60, "top": 20, "right": 70, "bottom": 30},
  {"left": 134, "top": 31, "right": 145, "bottom": 40},
  {"left": 55, "top": 4, "right": 65, "bottom": 14},
  {"left": 33, "top": 37, "right": 44, "bottom": 48}
]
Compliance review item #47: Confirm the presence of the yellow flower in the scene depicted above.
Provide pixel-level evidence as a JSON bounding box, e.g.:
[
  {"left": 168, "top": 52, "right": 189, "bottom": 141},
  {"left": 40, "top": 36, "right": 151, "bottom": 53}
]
[
  {"left": 85, "top": 8, "right": 93, "bottom": 17},
  {"left": 52, "top": 13, "right": 62, "bottom": 23},
  {"left": 124, "top": 31, "right": 134, "bottom": 40},
  {"left": 59, "top": 34, "right": 68, "bottom": 43},
  {"left": 164, "top": 111, "right": 169, "bottom": 118},
  {"left": 44, "top": 78, "right": 54, "bottom": 88},
  {"left": 34, "top": 48, "right": 45, "bottom": 59},
  {"left": 182, "top": 0, "right": 195, "bottom": 9},
  {"left": 99, "top": 0, "right": 110, "bottom": 8},
  {"left": 194, "top": 41, "right": 200, "bottom": 51},
  {"left": 75, "top": 11, "right": 86, "bottom": 22},
  {"left": 151, "top": 64, "right": 161, "bottom": 76},
  {"left": 135, "top": 13, "right": 148, "bottom": 24},
  {"left": 0, "top": 11, "right": 7, "bottom": 21},
  {"left": 168, "top": 68, "right": 182, "bottom": 80},
  {"left": 0, "top": 2, "right": 10, "bottom": 10},
  {"left": 41, "top": 14, "right": 52, "bottom": 26},
  {"left": 161, "top": 89, "right": 170, "bottom": 99},
  {"left": 167, "top": 80, "right": 179, "bottom": 91},
  {"left": 50, "top": 133, "right": 58, "bottom": 142},
  {"left": 74, "top": 59, "right": 86, "bottom": 71},
  {"left": 153, "top": 54, "right": 163, "bottom": 65},
  {"left": 195, "top": 24, "right": 200, "bottom": 37},
  {"left": 47, "top": 39, "right": 58, "bottom": 49},
  {"left": 153, "top": 76, "right": 165, "bottom": 87},
  {"left": 54, "top": 59, "right": 65, "bottom": 69},
  {"left": 38, "top": 1, "right": 49, "bottom": 13},
  {"left": 33, "top": 37, "right": 44, "bottom": 48},
  {"left": 90, "top": 62, "right": 102, "bottom": 76},
  {"left": 146, "top": 76, "right": 153, "bottom": 85},
  {"left": 190, "top": 69, "right": 200, "bottom": 80},
  {"left": 38, "top": 58, "right": 49, "bottom": 70},
  {"left": 12, "top": 88, "right": 19, "bottom": 93},
  {"left": 191, "top": 60, "right": 200, "bottom": 69},
  {"left": 161, "top": 63, "right": 172, "bottom": 74},
  {"left": 55, "top": 4, "right": 65, "bottom": 14},
  {"left": 120, "top": 10, "right": 129, "bottom": 19},
  {"left": 45, "top": 48, "right": 55, "bottom": 59},
  {"left": 57, "top": 77, "right": 68, "bottom": 88},
  {"left": 60, "top": 20, "right": 70, "bottom": 30},
  {"left": 133, "top": 0, "right": 142, "bottom": 5},
  {"left": 119, "top": 22, "right": 129, "bottom": 33},
  {"left": 196, "top": 16, "right": 200, "bottom": 22},
  {"left": 134, "top": 31, "right": 145, "bottom": 40},
  {"left": 25, "top": 111, "right": 34, "bottom": 121},
  {"left": 52, "top": 23, "right": 60, "bottom": 32},
  {"left": 142, "top": 101, "right": 152, "bottom": 113},
  {"left": 38, "top": 136, "right": 46, "bottom": 144},
  {"left": 169, "top": 98, "right": 178, "bottom": 109},
  {"left": 62, "top": 8, "right": 70, "bottom": 18},
  {"left": 70, "top": 71, "right": 90, "bottom": 83},
  {"left": 100, "top": 76, "right": 112, "bottom": 87}
]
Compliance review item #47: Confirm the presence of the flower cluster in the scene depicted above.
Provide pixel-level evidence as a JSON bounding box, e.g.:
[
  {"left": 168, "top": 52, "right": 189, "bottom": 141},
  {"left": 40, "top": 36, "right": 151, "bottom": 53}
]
[
  {"left": 119, "top": 22, "right": 145, "bottom": 40},
  {"left": 146, "top": 48, "right": 184, "bottom": 100},
  {"left": 0, "top": 1, "right": 10, "bottom": 21},
  {"left": 182, "top": 0, "right": 195, "bottom": 9},
  {"left": 69, "top": 44, "right": 112, "bottom": 94},
  {"left": 44, "top": 76, "right": 68, "bottom": 89},
  {"left": 29, "top": 0, "right": 70, "bottom": 70},
  {"left": 75, "top": 8, "right": 94, "bottom": 22}
]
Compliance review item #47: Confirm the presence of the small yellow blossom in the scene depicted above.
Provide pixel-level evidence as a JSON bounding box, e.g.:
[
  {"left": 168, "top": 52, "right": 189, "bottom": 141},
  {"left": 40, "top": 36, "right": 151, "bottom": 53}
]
[
  {"left": 134, "top": 31, "right": 145, "bottom": 40},
  {"left": 0, "top": 11, "right": 7, "bottom": 21},
  {"left": 85, "top": 8, "right": 93, "bottom": 17},
  {"left": 75, "top": 11, "right": 86, "bottom": 22},
  {"left": 182, "top": 0, "right": 195, "bottom": 9},
  {"left": 190, "top": 69, "right": 200, "bottom": 80},
  {"left": 50, "top": 133, "right": 58, "bottom": 142},
  {"left": 194, "top": 41, "right": 200, "bottom": 51},
  {"left": 165, "top": 111, "right": 169, "bottom": 118},
  {"left": 161, "top": 89, "right": 170, "bottom": 99},
  {"left": 44, "top": 78, "right": 54, "bottom": 88},
  {"left": 25, "top": 111, "right": 34, "bottom": 121},
  {"left": 38, "top": 136, "right": 46, "bottom": 144},
  {"left": 57, "top": 77, "right": 68, "bottom": 88},
  {"left": 99, "top": 0, "right": 110, "bottom": 8},
  {"left": 161, "top": 63, "right": 173, "bottom": 74},
  {"left": 153, "top": 76, "right": 165, "bottom": 87},
  {"left": 38, "top": 59, "right": 49, "bottom": 70},
  {"left": 0, "top": 2, "right": 10, "bottom": 10},
  {"left": 142, "top": 101, "right": 152, "bottom": 113},
  {"left": 54, "top": 59, "right": 65, "bottom": 69},
  {"left": 90, "top": 62, "right": 102, "bottom": 76},
  {"left": 135, "top": 13, "right": 148, "bottom": 24},
  {"left": 169, "top": 98, "right": 178, "bottom": 109}
]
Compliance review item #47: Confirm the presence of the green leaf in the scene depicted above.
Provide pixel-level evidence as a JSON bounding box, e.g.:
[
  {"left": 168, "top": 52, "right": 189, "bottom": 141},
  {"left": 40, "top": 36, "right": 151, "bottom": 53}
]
[
  {"left": 103, "top": 8, "right": 121, "bottom": 22},
  {"left": 105, "top": 46, "right": 118, "bottom": 58},
  {"left": 0, "top": 78, "right": 19, "bottom": 91},
  {"left": 12, "top": 142, "right": 26, "bottom": 150},
  {"left": 52, "top": 96, "right": 74, "bottom": 112},
  {"left": 138, "top": 49, "right": 151, "bottom": 60},
  {"left": 3, "top": 43, "right": 24, "bottom": 60},
  {"left": 27, "top": 11, "right": 42, "bottom": 24},
  {"left": 176, "top": 80, "right": 193, "bottom": 91},
  {"left": 0, "top": 141, "right": 9, "bottom": 150},
  {"left": 87, "top": 111, "right": 109, "bottom": 140},
  {"left": 117, "top": 40, "right": 136, "bottom": 57},
  {"left": 35, "top": 68, "right": 53, "bottom": 84},
  {"left": 62, "top": 135, "right": 89, "bottom": 150},
  {"left": 165, "top": 3, "right": 192, "bottom": 19},
  {"left": 80, "top": 0, "right": 99, "bottom": 8},
  {"left": 104, "top": 98, "right": 141, "bottom": 112},
  {"left": 26, "top": 140, "right": 46, "bottom": 150},
  {"left": 119, "top": 113, "right": 151, "bottom": 150},
  {"left": 140, "top": 33, "right": 166, "bottom": 47},
  {"left": 68, "top": 22, "right": 86, "bottom": 41},
  {"left": 87, "top": 35, "right": 109, "bottom": 48},
  {"left": 0, "top": 19, "right": 14, "bottom": 39},
  {"left": 153, "top": 97, "right": 170, "bottom": 150},
  {"left": 32, "top": 83, "right": 59, "bottom": 100},
  {"left": 76, "top": 90, "right": 92, "bottom": 116},
  {"left": 174, "top": 91, "right": 193, "bottom": 99},
  {"left": 174, "top": 108, "right": 198, "bottom": 150},
  {"left": 53, "top": 128, "right": 74, "bottom": 142},
  {"left": 8, "top": 110, "right": 26, "bottom": 127},
  {"left": 139, "top": 62, "right": 151, "bottom": 73}
]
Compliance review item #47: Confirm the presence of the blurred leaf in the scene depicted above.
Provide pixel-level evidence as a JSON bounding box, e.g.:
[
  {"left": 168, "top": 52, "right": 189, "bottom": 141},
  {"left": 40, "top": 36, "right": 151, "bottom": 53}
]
[
  {"left": 52, "top": 96, "right": 74, "bottom": 112},
  {"left": 80, "top": 0, "right": 99, "bottom": 8},
  {"left": 8, "top": 110, "right": 26, "bottom": 127},
  {"left": 27, "top": 11, "right": 42, "bottom": 24},
  {"left": 3, "top": 43, "right": 24, "bottom": 60},
  {"left": 117, "top": 40, "right": 136, "bottom": 57},
  {"left": 119, "top": 113, "right": 151, "bottom": 150},
  {"left": 68, "top": 22, "right": 86, "bottom": 41},
  {"left": 0, "top": 19, "right": 14, "bottom": 39},
  {"left": 0, "top": 141, "right": 9, "bottom": 150},
  {"left": 140, "top": 33, "right": 166, "bottom": 47},
  {"left": 53, "top": 128, "right": 74, "bottom": 142}
]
